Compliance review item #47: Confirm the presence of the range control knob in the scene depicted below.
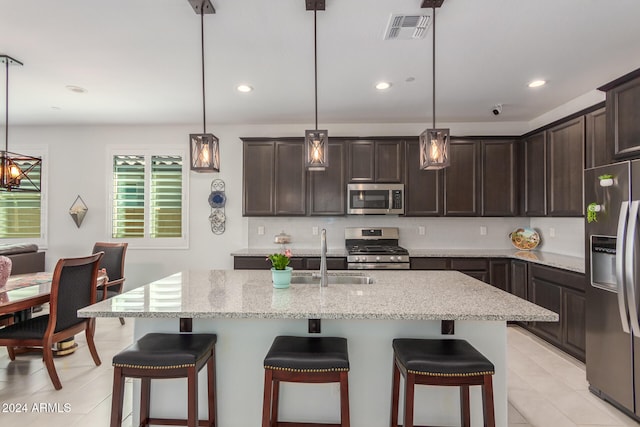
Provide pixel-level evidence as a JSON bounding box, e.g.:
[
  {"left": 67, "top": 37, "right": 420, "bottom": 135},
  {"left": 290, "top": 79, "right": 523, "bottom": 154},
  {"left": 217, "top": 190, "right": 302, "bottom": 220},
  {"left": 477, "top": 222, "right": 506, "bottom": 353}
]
[
  {"left": 376, "top": 256, "right": 381, "bottom": 261},
  {"left": 390, "top": 256, "right": 396, "bottom": 261},
  {"left": 396, "top": 256, "right": 403, "bottom": 262}
]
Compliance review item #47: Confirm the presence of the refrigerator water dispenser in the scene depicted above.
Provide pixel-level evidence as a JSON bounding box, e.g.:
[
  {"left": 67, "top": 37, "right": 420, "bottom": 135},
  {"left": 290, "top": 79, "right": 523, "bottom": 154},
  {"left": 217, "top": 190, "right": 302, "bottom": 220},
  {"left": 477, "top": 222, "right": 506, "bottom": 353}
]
[{"left": 591, "top": 235, "right": 617, "bottom": 292}]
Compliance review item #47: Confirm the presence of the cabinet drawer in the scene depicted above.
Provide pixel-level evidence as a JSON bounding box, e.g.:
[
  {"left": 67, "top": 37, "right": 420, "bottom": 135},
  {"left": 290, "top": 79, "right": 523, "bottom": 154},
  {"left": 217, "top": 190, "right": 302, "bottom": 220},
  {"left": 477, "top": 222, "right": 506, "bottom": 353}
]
[
  {"left": 529, "top": 264, "right": 585, "bottom": 292},
  {"left": 306, "top": 257, "right": 347, "bottom": 270},
  {"left": 450, "top": 258, "right": 488, "bottom": 271},
  {"left": 234, "top": 256, "right": 271, "bottom": 270},
  {"left": 410, "top": 257, "right": 448, "bottom": 270},
  {"left": 234, "top": 256, "right": 305, "bottom": 270}
]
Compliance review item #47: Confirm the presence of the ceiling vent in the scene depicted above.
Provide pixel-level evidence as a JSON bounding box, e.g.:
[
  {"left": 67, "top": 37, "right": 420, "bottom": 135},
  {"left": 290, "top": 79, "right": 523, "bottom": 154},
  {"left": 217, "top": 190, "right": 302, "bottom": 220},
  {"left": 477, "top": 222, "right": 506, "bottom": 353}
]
[{"left": 384, "top": 14, "right": 431, "bottom": 40}]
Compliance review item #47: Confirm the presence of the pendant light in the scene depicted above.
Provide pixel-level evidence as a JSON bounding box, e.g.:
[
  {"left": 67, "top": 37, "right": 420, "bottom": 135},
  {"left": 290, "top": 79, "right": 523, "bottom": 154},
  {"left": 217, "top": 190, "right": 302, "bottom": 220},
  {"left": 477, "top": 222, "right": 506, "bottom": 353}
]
[
  {"left": 419, "top": 0, "right": 450, "bottom": 170},
  {"left": 304, "top": 0, "right": 328, "bottom": 171},
  {"left": 189, "top": 0, "right": 220, "bottom": 172},
  {"left": 0, "top": 55, "right": 42, "bottom": 192}
]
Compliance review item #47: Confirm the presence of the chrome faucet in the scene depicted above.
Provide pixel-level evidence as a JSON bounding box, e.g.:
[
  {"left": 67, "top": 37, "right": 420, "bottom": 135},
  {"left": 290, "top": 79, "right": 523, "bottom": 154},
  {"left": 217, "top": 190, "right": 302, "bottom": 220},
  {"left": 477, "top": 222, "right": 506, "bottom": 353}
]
[{"left": 320, "top": 228, "right": 328, "bottom": 287}]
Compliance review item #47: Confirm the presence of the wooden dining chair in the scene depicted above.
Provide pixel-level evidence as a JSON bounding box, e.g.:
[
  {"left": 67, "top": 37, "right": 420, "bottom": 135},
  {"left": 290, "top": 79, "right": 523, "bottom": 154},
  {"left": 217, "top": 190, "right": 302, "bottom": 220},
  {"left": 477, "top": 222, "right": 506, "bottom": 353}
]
[
  {"left": 93, "top": 242, "right": 127, "bottom": 325},
  {"left": 0, "top": 252, "right": 104, "bottom": 390}
]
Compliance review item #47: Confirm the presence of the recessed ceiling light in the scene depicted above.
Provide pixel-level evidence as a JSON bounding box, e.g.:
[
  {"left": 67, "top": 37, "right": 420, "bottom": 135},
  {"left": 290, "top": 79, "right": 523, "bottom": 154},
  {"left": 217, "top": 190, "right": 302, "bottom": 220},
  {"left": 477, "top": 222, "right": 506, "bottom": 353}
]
[
  {"left": 375, "top": 82, "right": 392, "bottom": 90},
  {"left": 66, "top": 85, "right": 87, "bottom": 94},
  {"left": 528, "top": 80, "right": 546, "bottom": 88},
  {"left": 236, "top": 84, "right": 253, "bottom": 93}
]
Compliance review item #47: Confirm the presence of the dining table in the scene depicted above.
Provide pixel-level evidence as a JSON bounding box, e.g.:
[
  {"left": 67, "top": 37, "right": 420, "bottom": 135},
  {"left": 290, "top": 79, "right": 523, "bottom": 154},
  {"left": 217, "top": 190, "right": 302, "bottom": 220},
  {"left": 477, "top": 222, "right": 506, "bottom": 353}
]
[{"left": 0, "top": 270, "right": 108, "bottom": 355}]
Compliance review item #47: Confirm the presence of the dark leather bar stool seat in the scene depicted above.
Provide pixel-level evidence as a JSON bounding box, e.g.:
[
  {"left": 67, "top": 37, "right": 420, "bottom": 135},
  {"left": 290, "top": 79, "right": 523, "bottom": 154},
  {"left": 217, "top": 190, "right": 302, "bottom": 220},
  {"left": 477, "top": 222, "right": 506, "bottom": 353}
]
[
  {"left": 262, "top": 335, "right": 350, "bottom": 427},
  {"left": 391, "top": 338, "right": 496, "bottom": 427},
  {"left": 110, "top": 333, "right": 217, "bottom": 427}
]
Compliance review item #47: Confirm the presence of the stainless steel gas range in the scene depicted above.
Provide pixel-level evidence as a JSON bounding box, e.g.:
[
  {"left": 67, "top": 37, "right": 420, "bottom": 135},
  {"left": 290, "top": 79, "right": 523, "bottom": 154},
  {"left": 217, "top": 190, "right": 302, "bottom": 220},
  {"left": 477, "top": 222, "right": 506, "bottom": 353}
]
[{"left": 345, "top": 227, "right": 410, "bottom": 270}]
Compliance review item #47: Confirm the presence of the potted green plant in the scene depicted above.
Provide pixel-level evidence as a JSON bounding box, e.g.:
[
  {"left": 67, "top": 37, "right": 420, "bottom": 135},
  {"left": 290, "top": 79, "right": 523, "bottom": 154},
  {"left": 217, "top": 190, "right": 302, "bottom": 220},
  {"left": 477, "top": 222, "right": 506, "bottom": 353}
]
[{"left": 267, "top": 249, "right": 292, "bottom": 288}]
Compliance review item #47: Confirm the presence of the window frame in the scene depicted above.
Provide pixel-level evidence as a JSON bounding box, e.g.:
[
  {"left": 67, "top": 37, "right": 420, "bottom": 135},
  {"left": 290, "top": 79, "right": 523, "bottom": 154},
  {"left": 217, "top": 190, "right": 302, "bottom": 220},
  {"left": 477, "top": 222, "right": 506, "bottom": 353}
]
[
  {"left": 107, "top": 146, "right": 189, "bottom": 250},
  {"left": 0, "top": 146, "right": 48, "bottom": 248}
]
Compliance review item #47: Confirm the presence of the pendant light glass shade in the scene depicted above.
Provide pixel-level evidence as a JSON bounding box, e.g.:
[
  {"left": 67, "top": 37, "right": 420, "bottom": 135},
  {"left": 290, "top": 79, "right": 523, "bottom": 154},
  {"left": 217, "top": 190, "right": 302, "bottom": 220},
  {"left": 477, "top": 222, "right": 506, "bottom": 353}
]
[
  {"left": 190, "top": 133, "right": 220, "bottom": 172},
  {"left": 304, "top": 129, "right": 328, "bottom": 170},
  {"left": 1, "top": 55, "right": 41, "bottom": 192},
  {"left": 419, "top": 128, "right": 450, "bottom": 170}
]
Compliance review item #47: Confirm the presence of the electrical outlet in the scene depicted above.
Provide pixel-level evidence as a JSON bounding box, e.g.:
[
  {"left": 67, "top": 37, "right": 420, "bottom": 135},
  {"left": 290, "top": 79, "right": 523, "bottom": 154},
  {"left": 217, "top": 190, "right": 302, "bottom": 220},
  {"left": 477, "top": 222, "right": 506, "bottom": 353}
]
[
  {"left": 549, "top": 227, "right": 556, "bottom": 238},
  {"left": 480, "top": 226, "right": 487, "bottom": 236},
  {"left": 418, "top": 226, "right": 425, "bottom": 236},
  {"left": 258, "top": 226, "right": 265, "bottom": 235},
  {"left": 312, "top": 226, "right": 319, "bottom": 236}
]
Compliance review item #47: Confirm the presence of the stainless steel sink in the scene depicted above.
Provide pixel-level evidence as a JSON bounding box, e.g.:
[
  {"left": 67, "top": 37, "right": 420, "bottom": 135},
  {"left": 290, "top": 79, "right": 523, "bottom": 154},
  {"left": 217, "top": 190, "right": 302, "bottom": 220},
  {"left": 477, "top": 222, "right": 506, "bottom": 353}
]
[{"left": 290, "top": 274, "right": 373, "bottom": 285}]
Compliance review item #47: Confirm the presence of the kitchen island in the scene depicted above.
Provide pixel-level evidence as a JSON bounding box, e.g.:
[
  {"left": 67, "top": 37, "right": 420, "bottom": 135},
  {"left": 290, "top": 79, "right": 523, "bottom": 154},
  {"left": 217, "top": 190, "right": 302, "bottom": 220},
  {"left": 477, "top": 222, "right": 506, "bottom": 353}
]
[{"left": 79, "top": 270, "right": 557, "bottom": 427}]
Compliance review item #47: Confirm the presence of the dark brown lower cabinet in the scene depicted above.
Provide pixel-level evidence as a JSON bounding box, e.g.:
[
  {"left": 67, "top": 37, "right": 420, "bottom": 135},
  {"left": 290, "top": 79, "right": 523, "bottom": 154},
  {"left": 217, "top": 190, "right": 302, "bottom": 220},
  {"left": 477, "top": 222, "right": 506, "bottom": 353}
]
[
  {"left": 527, "top": 274, "right": 563, "bottom": 344},
  {"left": 233, "top": 256, "right": 347, "bottom": 270},
  {"left": 305, "top": 257, "right": 348, "bottom": 270},
  {"left": 489, "top": 259, "right": 511, "bottom": 292},
  {"left": 451, "top": 258, "right": 489, "bottom": 283},
  {"left": 410, "top": 257, "right": 489, "bottom": 283},
  {"left": 510, "top": 260, "right": 528, "bottom": 300},
  {"left": 563, "top": 288, "right": 587, "bottom": 358},
  {"left": 409, "top": 257, "right": 448, "bottom": 270},
  {"left": 526, "top": 264, "right": 585, "bottom": 361}
]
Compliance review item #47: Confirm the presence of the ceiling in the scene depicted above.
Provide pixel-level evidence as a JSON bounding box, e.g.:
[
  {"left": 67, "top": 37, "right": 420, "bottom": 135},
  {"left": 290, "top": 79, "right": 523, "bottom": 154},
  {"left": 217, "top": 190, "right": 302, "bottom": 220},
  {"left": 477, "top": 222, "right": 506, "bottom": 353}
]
[{"left": 1, "top": 0, "right": 640, "bottom": 127}]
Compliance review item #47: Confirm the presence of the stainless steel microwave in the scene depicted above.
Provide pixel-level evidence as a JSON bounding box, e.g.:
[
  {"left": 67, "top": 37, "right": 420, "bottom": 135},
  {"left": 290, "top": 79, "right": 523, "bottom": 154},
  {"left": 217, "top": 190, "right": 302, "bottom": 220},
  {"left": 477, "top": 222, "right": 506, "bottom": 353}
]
[{"left": 347, "top": 183, "right": 404, "bottom": 214}]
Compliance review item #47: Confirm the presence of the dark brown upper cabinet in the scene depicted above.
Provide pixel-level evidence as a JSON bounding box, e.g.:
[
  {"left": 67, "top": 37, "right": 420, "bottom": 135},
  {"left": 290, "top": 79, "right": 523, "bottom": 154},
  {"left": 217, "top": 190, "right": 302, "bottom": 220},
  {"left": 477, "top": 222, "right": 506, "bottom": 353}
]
[
  {"left": 481, "top": 140, "right": 517, "bottom": 216},
  {"left": 546, "top": 116, "right": 585, "bottom": 216},
  {"left": 375, "top": 140, "right": 404, "bottom": 182},
  {"left": 275, "top": 141, "right": 307, "bottom": 215},
  {"left": 585, "top": 107, "right": 608, "bottom": 168},
  {"left": 404, "top": 139, "right": 442, "bottom": 216},
  {"left": 348, "top": 140, "right": 374, "bottom": 182},
  {"left": 243, "top": 141, "right": 275, "bottom": 216},
  {"left": 348, "top": 139, "right": 404, "bottom": 183},
  {"left": 242, "top": 139, "right": 306, "bottom": 216},
  {"left": 444, "top": 140, "right": 479, "bottom": 216},
  {"left": 523, "top": 132, "right": 547, "bottom": 216},
  {"left": 600, "top": 70, "right": 640, "bottom": 160},
  {"left": 308, "top": 140, "right": 346, "bottom": 216}
]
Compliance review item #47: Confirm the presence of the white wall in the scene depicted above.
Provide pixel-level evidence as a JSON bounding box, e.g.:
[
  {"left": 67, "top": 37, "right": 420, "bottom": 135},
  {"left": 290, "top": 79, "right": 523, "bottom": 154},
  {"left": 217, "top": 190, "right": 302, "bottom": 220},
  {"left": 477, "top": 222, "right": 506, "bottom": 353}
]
[
  {"left": 13, "top": 124, "right": 248, "bottom": 290},
  {"left": 10, "top": 119, "right": 584, "bottom": 289}
]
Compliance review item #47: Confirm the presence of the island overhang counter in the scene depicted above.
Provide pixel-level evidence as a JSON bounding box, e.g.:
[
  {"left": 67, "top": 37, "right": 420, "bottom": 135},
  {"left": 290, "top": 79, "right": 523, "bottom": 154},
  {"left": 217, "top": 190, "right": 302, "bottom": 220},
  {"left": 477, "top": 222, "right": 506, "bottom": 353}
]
[{"left": 79, "top": 269, "right": 557, "bottom": 427}]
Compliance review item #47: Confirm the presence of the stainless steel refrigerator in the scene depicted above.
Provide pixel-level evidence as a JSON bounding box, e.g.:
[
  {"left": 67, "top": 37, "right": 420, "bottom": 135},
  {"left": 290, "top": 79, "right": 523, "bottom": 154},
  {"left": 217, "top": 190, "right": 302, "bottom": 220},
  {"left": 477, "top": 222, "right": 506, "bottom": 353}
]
[{"left": 585, "top": 159, "right": 640, "bottom": 420}]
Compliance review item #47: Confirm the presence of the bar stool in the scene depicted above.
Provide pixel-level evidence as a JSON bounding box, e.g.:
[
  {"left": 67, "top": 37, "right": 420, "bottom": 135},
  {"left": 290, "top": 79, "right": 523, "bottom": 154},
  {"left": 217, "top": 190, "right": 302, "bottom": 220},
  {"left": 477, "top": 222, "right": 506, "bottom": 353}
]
[
  {"left": 110, "top": 333, "right": 217, "bottom": 427},
  {"left": 262, "top": 335, "right": 350, "bottom": 427},
  {"left": 390, "top": 338, "right": 495, "bottom": 427}
]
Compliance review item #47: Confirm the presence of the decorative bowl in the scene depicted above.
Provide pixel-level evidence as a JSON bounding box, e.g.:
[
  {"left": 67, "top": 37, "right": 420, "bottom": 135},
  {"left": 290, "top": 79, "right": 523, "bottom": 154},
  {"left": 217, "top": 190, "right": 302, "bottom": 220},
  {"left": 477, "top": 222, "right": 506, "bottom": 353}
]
[{"left": 509, "top": 227, "right": 541, "bottom": 250}]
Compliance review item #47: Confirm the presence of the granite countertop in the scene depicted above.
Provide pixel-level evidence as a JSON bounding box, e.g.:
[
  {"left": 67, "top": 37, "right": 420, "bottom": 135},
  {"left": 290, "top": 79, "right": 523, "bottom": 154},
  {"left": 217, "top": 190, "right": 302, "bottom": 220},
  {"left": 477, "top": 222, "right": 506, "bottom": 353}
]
[
  {"left": 78, "top": 269, "right": 557, "bottom": 322},
  {"left": 230, "top": 248, "right": 584, "bottom": 273}
]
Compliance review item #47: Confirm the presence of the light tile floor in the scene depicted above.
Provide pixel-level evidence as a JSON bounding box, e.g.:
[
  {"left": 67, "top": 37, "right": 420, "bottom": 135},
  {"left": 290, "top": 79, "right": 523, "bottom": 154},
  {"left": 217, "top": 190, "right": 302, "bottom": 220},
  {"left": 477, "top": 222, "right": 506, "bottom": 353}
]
[
  {"left": 507, "top": 326, "right": 640, "bottom": 427},
  {"left": 0, "top": 318, "right": 638, "bottom": 427}
]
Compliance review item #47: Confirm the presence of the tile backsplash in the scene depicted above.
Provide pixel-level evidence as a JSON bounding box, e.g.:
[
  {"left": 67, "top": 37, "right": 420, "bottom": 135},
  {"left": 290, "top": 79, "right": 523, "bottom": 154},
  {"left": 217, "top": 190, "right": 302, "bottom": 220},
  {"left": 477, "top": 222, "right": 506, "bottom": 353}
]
[{"left": 247, "top": 216, "right": 585, "bottom": 258}]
